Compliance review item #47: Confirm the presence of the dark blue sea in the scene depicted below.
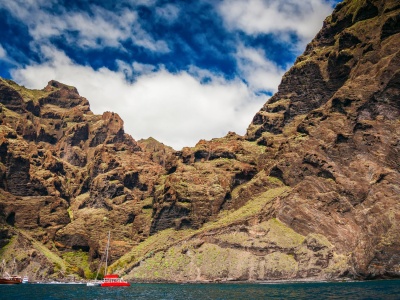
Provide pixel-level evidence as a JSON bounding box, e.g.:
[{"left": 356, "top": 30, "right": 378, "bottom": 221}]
[{"left": 0, "top": 280, "right": 399, "bottom": 300}]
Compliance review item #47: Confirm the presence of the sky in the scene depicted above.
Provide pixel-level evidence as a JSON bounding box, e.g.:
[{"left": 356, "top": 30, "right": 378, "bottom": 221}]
[{"left": 0, "top": 0, "right": 341, "bottom": 150}]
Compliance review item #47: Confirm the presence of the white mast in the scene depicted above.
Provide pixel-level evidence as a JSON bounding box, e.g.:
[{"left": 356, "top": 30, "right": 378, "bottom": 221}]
[{"left": 104, "top": 231, "right": 111, "bottom": 276}]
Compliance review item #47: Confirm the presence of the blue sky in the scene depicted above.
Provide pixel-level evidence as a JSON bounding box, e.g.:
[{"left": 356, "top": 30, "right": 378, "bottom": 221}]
[{"left": 0, "top": 0, "right": 341, "bottom": 149}]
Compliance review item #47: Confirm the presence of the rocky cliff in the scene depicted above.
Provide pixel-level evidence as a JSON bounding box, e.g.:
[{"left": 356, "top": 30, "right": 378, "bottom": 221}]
[
  {"left": 0, "top": 79, "right": 168, "bottom": 279},
  {"left": 0, "top": 0, "right": 399, "bottom": 282}
]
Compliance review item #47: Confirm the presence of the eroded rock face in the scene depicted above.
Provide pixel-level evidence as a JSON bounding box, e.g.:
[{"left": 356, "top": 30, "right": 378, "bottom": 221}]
[
  {"left": 244, "top": 0, "right": 400, "bottom": 279},
  {"left": 125, "top": 0, "right": 400, "bottom": 281},
  {"left": 131, "top": 220, "right": 348, "bottom": 282},
  {"left": 0, "top": 79, "right": 165, "bottom": 279},
  {"left": 0, "top": 0, "right": 399, "bottom": 282},
  {"left": 150, "top": 134, "right": 261, "bottom": 233}
]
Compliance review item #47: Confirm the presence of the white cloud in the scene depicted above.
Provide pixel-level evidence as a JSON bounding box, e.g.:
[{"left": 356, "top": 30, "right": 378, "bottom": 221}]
[
  {"left": 156, "top": 4, "right": 180, "bottom": 23},
  {"left": 216, "top": 0, "right": 333, "bottom": 95},
  {"left": 0, "top": 44, "right": 7, "bottom": 59},
  {"left": 3, "top": 0, "right": 330, "bottom": 149},
  {"left": 125, "top": 0, "right": 157, "bottom": 6},
  {"left": 218, "top": 0, "right": 333, "bottom": 45},
  {"left": 132, "top": 62, "right": 158, "bottom": 75},
  {"left": 0, "top": 0, "right": 169, "bottom": 52},
  {"left": 236, "top": 44, "right": 285, "bottom": 93},
  {"left": 0, "top": 44, "right": 18, "bottom": 66},
  {"left": 11, "top": 47, "right": 267, "bottom": 150}
]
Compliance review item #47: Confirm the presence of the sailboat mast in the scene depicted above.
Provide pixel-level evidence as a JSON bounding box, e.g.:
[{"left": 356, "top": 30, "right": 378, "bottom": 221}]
[{"left": 104, "top": 231, "right": 111, "bottom": 276}]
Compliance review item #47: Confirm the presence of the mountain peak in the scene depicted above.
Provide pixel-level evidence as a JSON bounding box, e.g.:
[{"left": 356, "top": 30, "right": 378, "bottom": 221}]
[{"left": 44, "top": 80, "right": 80, "bottom": 95}]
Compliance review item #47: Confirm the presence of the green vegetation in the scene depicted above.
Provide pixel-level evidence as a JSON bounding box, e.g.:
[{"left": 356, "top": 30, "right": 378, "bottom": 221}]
[
  {"left": 210, "top": 187, "right": 290, "bottom": 229},
  {"left": 13, "top": 229, "right": 76, "bottom": 278},
  {"left": 31, "top": 239, "right": 68, "bottom": 273},
  {"left": 62, "top": 250, "right": 95, "bottom": 279},
  {"left": 264, "top": 252, "right": 298, "bottom": 275},
  {"left": 215, "top": 218, "right": 304, "bottom": 250},
  {"left": 2, "top": 78, "right": 49, "bottom": 104},
  {"left": 112, "top": 179, "right": 354, "bottom": 281},
  {"left": 267, "top": 176, "right": 284, "bottom": 185},
  {"left": 112, "top": 228, "right": 196, "bottom": 273},
  {"left": 0, "top": 234, "right": 17, "bottom": 258},
  {"left": 264, "top": 218, "right": 305, "bottom": 248},
  {"left": 132, "top": 244, "right": 192, "bottom": 280},
  {"left": 306, "top": 233, "right": 332, "bottom": 248},
  {"left": 67, "top": 208, "right": 74, "bottom": 221},
  {"left": 141, "top": 197, "right": 153, "bottom": 209},
  {"left": 113, "top": 187, "right": 291, "bottom": 276},
  {"left": 347, "top": 0, "right": 367, "bottom": 22},
  {"left": 324, "top": 253, "right": 349, "bottom": 277}
]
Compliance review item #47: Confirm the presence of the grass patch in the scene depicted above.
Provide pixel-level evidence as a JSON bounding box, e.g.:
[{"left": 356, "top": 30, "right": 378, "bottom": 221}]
[
  {"left": 0, "top": 234, "right": 17, "bottom": 258},
  {"left": 267, "top": 176, "right": 284, "bottom": 185},
  {"left": 17, "top": 229, "right": 69, "bottom": 274},
  {"left": 215, "top": 218, "right": 304, "bottom": 250},
  {"left": 67, "top": 208, "right": 74, "bottom": 221},
  {"left": 62, "top": 250, "right": 95, "bottom": 279},
  {"left": 31, "top": 240, "right": 68, "bottom": 272},
  {"left": 2, "top": 78, "right": 49, "bottom": 104},
  {"left": 114, "top": 186, "right": 290, "bottom": 275},
  {"left": 112, "top": 228, "right": 196, "bottom": 274},
  {"left": 261, "top": 218, "right": 305, "bottom": 248},
  {"left": 208, "top": 186, "right": 290, "bottom": 229}
]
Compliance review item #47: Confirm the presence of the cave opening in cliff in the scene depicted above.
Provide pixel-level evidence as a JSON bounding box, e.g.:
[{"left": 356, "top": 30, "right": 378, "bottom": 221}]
[{"left": 6, "top": 212, "right": 15, "bottom": 226}]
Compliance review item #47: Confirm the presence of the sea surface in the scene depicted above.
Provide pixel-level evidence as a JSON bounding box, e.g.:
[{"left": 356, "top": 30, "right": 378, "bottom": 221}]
[{"left": 0, "top": 280, "right": 399, "bottom": 300}]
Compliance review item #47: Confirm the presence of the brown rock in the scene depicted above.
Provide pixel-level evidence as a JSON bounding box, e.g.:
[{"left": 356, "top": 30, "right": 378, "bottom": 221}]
[{"left": 0, "top": 0, "right": 399, "bottom": 282}]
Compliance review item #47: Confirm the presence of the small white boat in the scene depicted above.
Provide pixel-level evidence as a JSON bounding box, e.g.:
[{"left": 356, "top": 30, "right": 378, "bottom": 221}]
[
  {"left": 22, "top": 276, "right": 29, "bottom": 284},
  {"left": 86, "top": 280, "right": 101, "bottom": 286}
]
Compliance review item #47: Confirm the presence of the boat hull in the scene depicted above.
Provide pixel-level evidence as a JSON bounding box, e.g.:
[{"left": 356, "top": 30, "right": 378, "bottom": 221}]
[
  {"left": 101, "top": 281, "right": 130, "bottom": 287},
  {"left": 100, "top": 274, "right": 130, "bottom": 287},
  {"left": 87, "top": 281, "right": 101, "bottom": 286},
  {"left": 0, "top": 277, "right": 22, "bottom": 284}
]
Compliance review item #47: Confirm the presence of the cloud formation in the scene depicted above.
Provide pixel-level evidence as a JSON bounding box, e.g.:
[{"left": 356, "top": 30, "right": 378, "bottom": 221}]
[
  {"left": 0, "top": 44, "right": 6, "bottom": 58},
  {"left": 236, "top": 44, "right": 285, "bottom": 93},
  {"left": 12, "top": 47, "right": 267, "bottom": 149},
  {"left": 0, "top": 0, "right": 340, "bottom": 149},
  {"left": 0, "top": 0, "right": 169, "bottom": 52},
  {"left": 218, "top": 0, "right": 334, "bottom": 45},
  {"left": 155, "top": 3, "right": 181, "bottom": 23}
]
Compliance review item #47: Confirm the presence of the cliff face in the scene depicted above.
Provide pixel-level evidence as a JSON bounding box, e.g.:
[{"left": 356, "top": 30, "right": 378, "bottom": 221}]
[
  {"left": 245, "top": 0, "right": 400, "bottom": 278},
  {"left": 0, "top": 79, "right": 168, "bottom": 279},
  {"left": 0, "top": 0, "right": 399, "bottom": 282}
]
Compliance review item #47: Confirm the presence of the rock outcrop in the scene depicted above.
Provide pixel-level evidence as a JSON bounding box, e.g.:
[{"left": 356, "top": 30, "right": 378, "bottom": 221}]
[
  {"left": 0, "top": 79, "right": 165, "bottom": 278},
  {"left": 245, "top": 0, "right": 400, "bottom": 278},
  {"left": 0, "top": 0, "right": 399, "bottom": 282}
]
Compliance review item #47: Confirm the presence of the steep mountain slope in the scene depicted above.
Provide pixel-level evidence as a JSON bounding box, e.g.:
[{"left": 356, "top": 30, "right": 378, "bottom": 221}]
[
  {"left": 0, "top": 0, "right": 399, "bottom": 282},
  {"left": 0, "top": 79, "right": 167, "bottom": 279},
  {"left": 245, "top": 0, "right": 400, "bottom": 278},
  {"left": 119, "top": 0, "right": 400, "bottom": 281}
]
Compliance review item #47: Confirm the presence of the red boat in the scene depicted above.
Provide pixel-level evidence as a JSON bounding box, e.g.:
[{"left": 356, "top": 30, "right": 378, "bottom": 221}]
[
  {"left": 98, "top": 231, "right": 130, "bottom": 287},
  {"left": 101, "top": 274, "right": 130, "bottom": 287}
]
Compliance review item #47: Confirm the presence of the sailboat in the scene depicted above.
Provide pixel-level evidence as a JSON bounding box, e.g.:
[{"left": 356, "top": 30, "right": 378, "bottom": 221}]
[
  {"left": 100, "top": 231, "right": 130, "bottom": 287},
  {"left": 87, "top": 231, "right": 130, "bottom": 287}
]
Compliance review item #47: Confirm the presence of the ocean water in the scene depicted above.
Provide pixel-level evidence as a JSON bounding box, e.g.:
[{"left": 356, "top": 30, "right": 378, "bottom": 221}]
[{"left": 0, "top": 280, "right": 399, "bottom": 300}]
